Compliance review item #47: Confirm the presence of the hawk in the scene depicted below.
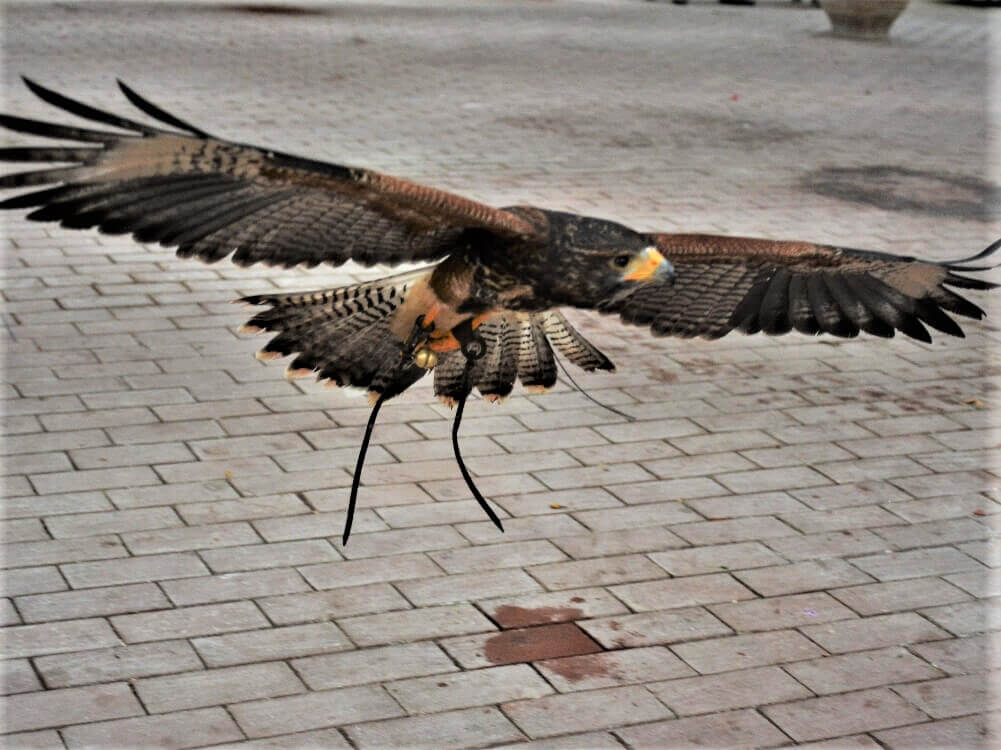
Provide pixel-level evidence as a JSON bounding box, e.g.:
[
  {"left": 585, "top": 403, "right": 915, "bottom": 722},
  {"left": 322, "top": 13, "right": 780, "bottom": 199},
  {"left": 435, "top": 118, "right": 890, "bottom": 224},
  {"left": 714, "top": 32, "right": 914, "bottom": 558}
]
[{"left": 2, "top": 79, "right": 998, "bottom": 541}]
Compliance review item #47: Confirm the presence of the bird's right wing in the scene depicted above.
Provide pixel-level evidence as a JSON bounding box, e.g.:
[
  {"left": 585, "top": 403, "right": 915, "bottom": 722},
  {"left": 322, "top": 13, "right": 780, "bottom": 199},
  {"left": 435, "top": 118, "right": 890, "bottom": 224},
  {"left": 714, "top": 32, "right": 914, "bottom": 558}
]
[
  {"left": 0, "top": 78, "right": 539, "bottom": 268},
  {"left": 609, "top": 233, "right": 1000, "bottom": 343}
]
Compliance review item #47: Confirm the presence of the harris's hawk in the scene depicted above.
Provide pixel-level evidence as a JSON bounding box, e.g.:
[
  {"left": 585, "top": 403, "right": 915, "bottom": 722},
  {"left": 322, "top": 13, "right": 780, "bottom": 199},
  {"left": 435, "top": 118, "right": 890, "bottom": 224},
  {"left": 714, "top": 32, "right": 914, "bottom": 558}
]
[{"left": 2, "top": 79, "right": 998, "bottom": 540}]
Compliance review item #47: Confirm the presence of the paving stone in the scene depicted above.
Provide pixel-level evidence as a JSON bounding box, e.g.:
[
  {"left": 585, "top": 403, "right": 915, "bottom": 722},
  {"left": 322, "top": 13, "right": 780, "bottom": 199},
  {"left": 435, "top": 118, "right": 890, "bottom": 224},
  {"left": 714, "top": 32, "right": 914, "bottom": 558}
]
[
  {"left": 112, "top": 600, "right": 269, "bottom": 643},
  {"left": 490, "top": 731, "right": 623, "bottom": 750},
  {"left": 339, "top": 603, "right": 496, "bottom": 647},
  {"left": 874, "top": 714, "right": 997, "bottom": 749},
  {"left": 3, "top": 618, "right": 120, "bottom": 658},
  {"left": 528, "top": 553, "right": 666, "bottom": 590},
  {"left": 44, "top": 506, "right": 183, "bottom": 539},
  {"left": 430, "top": 539, "right": 566, "bottom": 573},
  {"left": 297, "top": 552, "right": 442, "bottom": 590},
  {"left": 16, "top": 582, "right": 170, "bottom": 622},
  {"left": 34, "top": 641, "right": 203, "bottom": 688},
  {"left": 910, "top": 634, "right": 991, "bottom": 675},
  {"left": 784, "top": 646, "right": 944, "bottom": 694},
  {"left": 572, "top": 501, "right": 701, "bottom": 531},
  {"left": 175, "top": 493, "right": 309, "bottom": 525},
  {"left": 208, "top": 728, "right": 352, "bottom": 749},
  {"left": 919, "top": 598, "right": 1001, "bottom": 637},
  {"left": 534, "top": 462, "right": 655, "bottom": 491},
  {"left": 336, "top": 525, "right": 469, "bottom": 559},
  {"left": 799, "top": 612, "right": 951, "bottom": 654},
  {"left": 386, "top": 664, "right": 552, "bottom": 713},
  {"left": 376, "top": 499, "right": 508, "bottom": 529},
  {"left": 672, "top": 630, "right": 825, "bottom": 674},
  {"left": 779, "top": 506, "right": 904, "bottom": 535},
  {"left": 62, "top": 551, "right": 209, "bottom": 588},
  {"left": 293, "top": 642, "right": 457, "bottom": 690},
  {"left": 258, "top": 583, "right": 411, "bottom": 624},
  {"left": 764, "top": 529, "right": 893, "bottom": 562},
  {"left": 891, "top": 470, "right": 999, "bottom": 499},
  {"left": 791, "top": 481, "right": 912, "bottom": 510},
  {"left": 501, "top": 685, "right": 672, "bottom": 738},
  {"left": 0, "top": 564, "right": 65, "bottom": 600},
  {"left": 892, "top": 668, "right": 992, "bottom": 716},
  {"left": 492, "top": 487, "right": 622, "bottom": 518},
  {"left": 5, "top": 682, "right": 143, "bottom": 734},
  {"left": 886, "top": 493, "right": 1001, "bottom": 524},
  {"left": 851, "top": 546, "right": 985, "bottom": 581},
  {"left": 763, "top": 688, "right": 929, "bottom": 742},
  {"left": 873, "top": 517, "right": 991, "bottom": 549},
  {"left": 648, "top": 665, "right": 811, "bottom": 716},
  {"left": 121, "top": 520, "right": 261, "bottom": 555},
  {"left": 2, "top": 491, "right": 112, "bottom": 520},
  {"left": 687, "top": 490, "right": 810, "bottom": 518},
  {"left": 192, "top": 622, "right": 351, "bottom": 667},
  {"left": 1, "top": 535, "right": 128, "bottom": 569},
  {"left": 716, "top": 466, "right": 831, "bottom": 495},
  {"left": 608, "top": 476, "right": 729, "bottom": 505},
  {"left": 579, "top": 608, "right": 733, "bottom": 650},
  {"left": 478, "top": 587, "right": 629, "bottom": 628},
  {"left": 201, "top": 539, "right": 341, "bottom": 573},
  {"left": 0, "top": 730, "right": 66, "bottom": 749},
  {"left": 107, "top": 479, "right": 238, "bottom": 508},
  {"left": 616, "top": 708, "right": 791, "bottom": 749},
  {"left": 671, "top": 516, "right": 797, "bottom": 546},
  {"left": 397, "top": 569, "right": 542, "bottom": 606},
  {"left": 612, "top": 572, "right": 756, "bottom": 613},
  {"left": 347, "top": 707, "right": 524, "bottom": 750},
  {"left": 549, "top": 526, "right": 687, "bottom": 559},
  {"left": 136, "top": 661, "right": 305, "bottom": 713},
  {"left": 649, "top": 541, "right": 785, "bottom": 577},
  {"left": 537, "top": 646, "right": 695, "bottom": 692},
  {"left": 791, "top": 735, "right": 884, "bottom": 750},
  {"left": 734, "top": 558, "right": 874, "bottom": 597},
  {"left": 61, "top": 706, "right": 244, "bottom": 749},
  {"left": 0, "top": 519, "right": 50, "bottom": 545},
  {"left": 642, "top": 451, "right": 756, "bottom": 480},
  {"left": 163, "top": 567, "right": 310, "bottom": 606},
  {"left": 1, "top": 658, "right": 43, "bottom": 695},
  {"left": 710, "top": 592, "right": 857, "bottom": 632},
  {"left": 229, "top": 685, "right": 404, "bottom": 738},
  {"left": 831, "top": 577, "right": 971, "bottom": 616}
]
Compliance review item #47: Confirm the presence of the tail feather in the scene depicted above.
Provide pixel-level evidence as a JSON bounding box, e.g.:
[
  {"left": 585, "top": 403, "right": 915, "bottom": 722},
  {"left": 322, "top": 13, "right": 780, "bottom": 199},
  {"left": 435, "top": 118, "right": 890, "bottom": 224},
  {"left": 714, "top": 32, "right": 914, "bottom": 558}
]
[
  {"left": 240, "top": 269, "right": 429, "bottom": 399},
  {"left": 433, "top": 311, "right": 616, "bottom": 404}
]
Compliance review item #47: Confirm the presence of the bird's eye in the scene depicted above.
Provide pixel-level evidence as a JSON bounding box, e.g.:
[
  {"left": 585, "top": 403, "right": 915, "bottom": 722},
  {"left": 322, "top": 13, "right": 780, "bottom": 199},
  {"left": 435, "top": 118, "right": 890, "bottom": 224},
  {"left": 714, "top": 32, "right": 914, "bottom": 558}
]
[{"left": 613, "top": 254, "right": 631, "bottom": 269}]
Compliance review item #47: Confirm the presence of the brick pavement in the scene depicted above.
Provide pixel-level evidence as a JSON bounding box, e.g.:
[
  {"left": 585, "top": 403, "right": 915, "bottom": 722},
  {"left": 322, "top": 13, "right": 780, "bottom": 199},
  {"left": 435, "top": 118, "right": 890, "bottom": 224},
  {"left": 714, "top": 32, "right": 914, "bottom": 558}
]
[{"left": 2, "top": 0, "right": 1000, "bottom": 747}]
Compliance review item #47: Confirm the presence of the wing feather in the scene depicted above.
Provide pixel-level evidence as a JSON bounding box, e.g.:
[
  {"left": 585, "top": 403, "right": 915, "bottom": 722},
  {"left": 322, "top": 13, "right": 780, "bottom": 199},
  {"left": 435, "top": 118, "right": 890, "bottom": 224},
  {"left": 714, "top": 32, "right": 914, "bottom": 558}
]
[
  {"left": 1, "top": 79, "right": 539, "bottom": 268},
  {"left": 616, "top": 234, "right": 999, "bottom": 344}
]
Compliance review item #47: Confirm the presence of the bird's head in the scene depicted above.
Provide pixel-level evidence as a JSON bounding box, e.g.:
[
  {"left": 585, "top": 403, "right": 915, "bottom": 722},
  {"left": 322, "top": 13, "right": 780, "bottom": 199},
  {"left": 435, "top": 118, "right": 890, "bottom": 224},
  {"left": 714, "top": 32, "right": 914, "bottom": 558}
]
[{"left": 533, "top": 212, "right": 675, "bottom": 309}]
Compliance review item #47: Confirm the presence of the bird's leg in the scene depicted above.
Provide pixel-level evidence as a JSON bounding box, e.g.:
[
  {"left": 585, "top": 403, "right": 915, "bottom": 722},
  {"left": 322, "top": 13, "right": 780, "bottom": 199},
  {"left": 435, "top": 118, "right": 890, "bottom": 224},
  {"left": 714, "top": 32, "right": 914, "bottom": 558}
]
[{"left": 426, "top": 312, "right": 492, "bottom": 354}]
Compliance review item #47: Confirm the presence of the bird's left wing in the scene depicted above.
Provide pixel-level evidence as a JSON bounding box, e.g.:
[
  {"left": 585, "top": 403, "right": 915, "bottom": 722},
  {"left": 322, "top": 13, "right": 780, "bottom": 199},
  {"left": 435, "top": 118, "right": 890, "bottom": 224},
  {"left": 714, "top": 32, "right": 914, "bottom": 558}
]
[
  {"left": 0, "top": 79, "right": 538, "bottom": 268},
  {"left": 608, "top": 234, "right": 999, "bottom": 342}
]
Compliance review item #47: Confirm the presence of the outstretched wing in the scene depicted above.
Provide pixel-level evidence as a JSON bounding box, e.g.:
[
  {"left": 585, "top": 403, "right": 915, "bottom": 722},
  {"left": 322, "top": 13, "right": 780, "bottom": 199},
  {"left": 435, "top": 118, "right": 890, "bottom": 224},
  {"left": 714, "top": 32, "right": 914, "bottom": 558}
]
[
  {"left": 607, "top": 234, "right": 999, "bottom": 343},
  {"left": 0, "top": 78, "right": 537, "bottom": 267}
]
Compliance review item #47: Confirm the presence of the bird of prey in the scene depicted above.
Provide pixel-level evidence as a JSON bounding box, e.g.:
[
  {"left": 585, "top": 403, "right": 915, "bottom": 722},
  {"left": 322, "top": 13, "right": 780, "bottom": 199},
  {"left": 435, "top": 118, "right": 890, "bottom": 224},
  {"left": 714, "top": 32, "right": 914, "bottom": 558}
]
[{"left": 2, "top": 79, "right": 998, "bottom": 541}]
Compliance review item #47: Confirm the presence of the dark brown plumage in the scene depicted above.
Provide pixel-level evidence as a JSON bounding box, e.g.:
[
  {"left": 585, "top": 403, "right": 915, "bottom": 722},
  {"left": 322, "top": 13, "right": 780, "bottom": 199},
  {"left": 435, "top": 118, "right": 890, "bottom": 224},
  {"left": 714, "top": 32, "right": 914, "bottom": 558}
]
[{"left": 2, "top": 80, "right": 998, "bottom": 540}]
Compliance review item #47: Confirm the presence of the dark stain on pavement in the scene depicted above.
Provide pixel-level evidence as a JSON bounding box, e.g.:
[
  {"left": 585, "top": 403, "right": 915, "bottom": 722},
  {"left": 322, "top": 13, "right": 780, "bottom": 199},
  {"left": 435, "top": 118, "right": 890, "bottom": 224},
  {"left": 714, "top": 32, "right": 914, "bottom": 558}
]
[
  {"left": 483, "top": 622, "right": 602, "bottom": 666},
  {"left": 492, "top": 604, "right": 584, "bottom": 629},
  {"left": 803, "top": 165, "right": 1000, "bottom": 220}
]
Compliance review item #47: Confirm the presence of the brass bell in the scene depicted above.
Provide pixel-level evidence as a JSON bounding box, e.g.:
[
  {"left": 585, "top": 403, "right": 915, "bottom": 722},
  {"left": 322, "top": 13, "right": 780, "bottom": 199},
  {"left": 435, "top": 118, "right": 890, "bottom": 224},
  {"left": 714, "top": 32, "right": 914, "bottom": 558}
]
[{"left": 413, "top": 346, "right": 438, "bottom": 369}]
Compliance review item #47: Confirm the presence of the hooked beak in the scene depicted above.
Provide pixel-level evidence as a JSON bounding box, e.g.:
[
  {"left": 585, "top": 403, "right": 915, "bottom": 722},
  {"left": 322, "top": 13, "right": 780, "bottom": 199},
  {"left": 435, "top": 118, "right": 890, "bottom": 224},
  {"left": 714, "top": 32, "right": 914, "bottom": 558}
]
[{"left": 624, "top": 246, "right": 674, "bottom": 283}]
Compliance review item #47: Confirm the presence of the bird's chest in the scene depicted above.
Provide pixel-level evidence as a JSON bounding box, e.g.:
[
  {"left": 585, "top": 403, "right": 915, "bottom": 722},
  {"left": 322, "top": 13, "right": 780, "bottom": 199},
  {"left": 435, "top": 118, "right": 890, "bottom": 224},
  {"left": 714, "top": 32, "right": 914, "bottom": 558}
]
[{"left": 431, "top": 251, "right": 553, "bottom": 313}]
